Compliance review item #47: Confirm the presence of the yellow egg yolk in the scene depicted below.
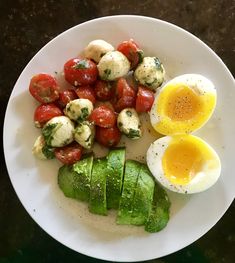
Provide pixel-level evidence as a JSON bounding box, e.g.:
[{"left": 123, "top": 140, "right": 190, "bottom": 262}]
[
  {"left": 155, "top": 83, "right": 216, "bottom": 135},
  {"left": 162, "top": 135, "right": 214, "bottom": 185}
]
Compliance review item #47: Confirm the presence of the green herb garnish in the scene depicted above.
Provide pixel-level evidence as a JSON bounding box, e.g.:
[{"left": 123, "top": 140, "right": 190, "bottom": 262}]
[
  {"left": 73, "top": 60, "right": 89, "bottom": 69},
  {"left": 42, "top": 123, "right": 58, "bottom": 145},
  {"left": 127, "top": 128, "right": 140, "bottom": 139},
  {"left": 42, "top": 145, "right": 55, "bottom": 159}
]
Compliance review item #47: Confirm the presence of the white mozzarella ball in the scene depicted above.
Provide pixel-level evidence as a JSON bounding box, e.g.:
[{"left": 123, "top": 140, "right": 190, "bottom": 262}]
[
  {"left": 84, "top": 39, "right": 115, "bottom": 63},
  {"left": 97, "top": 51, "right": 130, "bottom": 81},
  {"left": 74, "top": 121, "right": 95, "bottom": 149},
  {"left": 64, "top": 98, "right": 93, "bottom": 122},
  {"left": 42, "top": 116, "right": 74, "bottom": 147}
]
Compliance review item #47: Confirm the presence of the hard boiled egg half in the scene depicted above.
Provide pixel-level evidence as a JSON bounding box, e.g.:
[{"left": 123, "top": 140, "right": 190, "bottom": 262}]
[
  {"left": 146, "top": 135, "right": 221, "bottom": 194},
  {"left": 150, "top": 74, "right": 217, "bottom": 135}
]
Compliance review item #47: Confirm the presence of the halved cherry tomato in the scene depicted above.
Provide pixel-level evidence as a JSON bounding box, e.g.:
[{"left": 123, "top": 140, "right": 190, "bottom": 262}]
[
  {"left": 29, "top": 73, "right": 60, "bottom": 103},
  {"left": 117, "top": 39, "right": 143, "bottom": 69},
  {"left": 114, "top": 78, "right": 136, "bottom": 112},
  {"left": 89, "top": 105, "right": 116, "bottom": 128},
  {"left": 94, "top": 80, "right": 114, "bottom": 101},
  {"left": 95, "top": 125, "right": 121, "bottom": 147},
  {"left": 54, "top": 142, "right": 83, "bottom": 165},
  {"left": 64, "top": 58, "right": 98, "bottom": 86},
  {"left": 75, "top": 85, "right": 96, "bottom": 104},
  {"left": 34, "top": 103, "right": 63, "bottom": 128},
  {"left": 57, "top": 89, "right": 78, "bottom": 108},
  {"left": 136, "top": 86, "right": 155, "bottom": 113}
]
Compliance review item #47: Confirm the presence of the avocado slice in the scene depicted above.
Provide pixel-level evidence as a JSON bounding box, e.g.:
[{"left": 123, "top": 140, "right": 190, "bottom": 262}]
[
  {"left": 106, "top": 147, "right": 126, "bottom": 209},
  {"left": 89, "top": 157, "right": 107, "bottom": 216},
  {"left": 58, "top": 164, "right": 77, "bottom": 198},
  {"left": 145, "top": 182, "right": 171, "bottom": 233},
  {"left": 72, "top": 155, "right": 93, "bottom": 202},
  {"left": 116, "top": 160, "right": 141, "bottom": 225},
  {"left": 131, "top": 164, "right": 155, "bottom": 225}
]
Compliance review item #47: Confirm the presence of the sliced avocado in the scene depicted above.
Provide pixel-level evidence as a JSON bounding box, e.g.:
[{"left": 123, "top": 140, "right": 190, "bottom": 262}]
[
  {"left": 72, "top": 155, "right": 93, "bottom": 202},
  {"left": 58, "top": 165, "right": 77, "bottom": 198},
  {"left": 116, "top": 160, "right": 141, "bottom": 225},
  {"left": 106, "top": 148, "right": 125, "bottom": 209},
  {"left": 89, "top": 157, "right": 107, "bottom": 216},
  {"left": 131, "top": 164, "right": 155, "bottom": 225},
  {"left": 145, "top": 182, "right": 171, "bottom": 233}
]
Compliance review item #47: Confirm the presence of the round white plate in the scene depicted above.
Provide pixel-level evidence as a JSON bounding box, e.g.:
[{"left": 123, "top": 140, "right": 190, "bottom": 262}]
[{"left": 3, "top": 15, "right": 235, "bottom": 262}]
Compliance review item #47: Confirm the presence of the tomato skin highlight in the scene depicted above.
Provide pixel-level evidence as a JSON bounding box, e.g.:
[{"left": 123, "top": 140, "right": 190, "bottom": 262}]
[
  {"left": 54, "top": 142, "right": 83, "bottom": 165},
  {"left": 64, "top": 58, "right": 98, "bottom": 86},
  {"left": 75, "top": 85, "right": 96, "bottom": 104},
  {"left": 29, "top": 73, "right": 60, "bottom": 103},
  {"left": 135, "top": 86, "right": 155, "bottom": 113},
  {"left": 117, "top": 39, "right": 142, "bottom": 69},
  {"left": 57, "top": 89, "right": 78, "bottom": 108},
  {"left": 94, "top": 80, "right": 114, "bottom": 101},
  {"left": 95, "top": 125, "right": 121, "bottom": 147},
  {"left": 34, "top": 103, "right": 63, "bottom": 128},
  {"left": 89, "top": 105, "right": 116, "bottom": 128}
]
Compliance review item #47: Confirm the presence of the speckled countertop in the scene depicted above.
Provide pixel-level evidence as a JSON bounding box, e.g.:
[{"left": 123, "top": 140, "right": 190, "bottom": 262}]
[{"left": 0, "top": 1, "right": 235, "bottom": 262}]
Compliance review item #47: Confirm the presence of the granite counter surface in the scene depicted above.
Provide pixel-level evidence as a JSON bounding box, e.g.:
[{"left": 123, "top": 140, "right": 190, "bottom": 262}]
[{"left": 0, "top": 1, "right": 235, "bottom": 262}]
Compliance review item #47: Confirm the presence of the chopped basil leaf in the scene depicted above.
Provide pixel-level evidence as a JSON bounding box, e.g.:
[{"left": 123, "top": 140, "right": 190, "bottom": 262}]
[
  {"left": 137, "top": 50, "right": 144, "bottom": 64},
  {"left": 42, "top": 123, "right": 58, "bottom": 145},
  {"left": 77, "top": 107, "right": 89, "bottom": 122},
  {"left": 127, "top": 128, "right": 140, "bottom": 139},
  {"left": 73, "top": 60, "right": 89, "bottom": 69},
  {"left": 154, "top": 57, "right": 163, "bottom": 72},
  {"left": 85, "top": 134, "right": 91, "bottom": 142},
  {"left": 103, "top": 69, "right": 112, "bottom": 79},
  {"left": 42, "top": 145, "right": 55, "bottom": 159},
  {"left": 126, "top": 110, "right": 132, "bottom": 117}
]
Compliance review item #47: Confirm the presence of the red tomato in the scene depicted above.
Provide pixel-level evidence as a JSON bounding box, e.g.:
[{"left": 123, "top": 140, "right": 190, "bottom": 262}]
[
  {"left": 94, "top": 80, "right": 114, "bottom": 101},
  {"left": 117, "top": 39, "right": 143, "bottom": 69},
  {"left": 114, "top": 78, "right": 136, "bottom": 112},
  {"left": 95, "top": 125, "right": 121, "bottom": 147},
  {"left": 136, "top": 86, "right": 155, "bottom": 113},
  {"left": 57, "top": 89, "right": 78, "bottom": 108},
  {"left": 75, "top": 85, "right": 96, "bottom": 104},
  {"left": 64, "top": 58, "right": 98, "bottom": 86},
  {"left": 29, "top": 73, "right": 60, "bottom": 103},
  {"left": 34, "top": 103, "right": 63, "bottom": 128},
  {"left": 54, "top": 142, "right": 83, "bottom": 165},
  {"left": 89, "top": 105, "right": 116, "bottom": 128}
]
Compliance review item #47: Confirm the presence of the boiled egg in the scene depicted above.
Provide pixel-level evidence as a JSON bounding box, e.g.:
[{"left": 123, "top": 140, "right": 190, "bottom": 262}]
[
  {"left": 150, "top": 74, "right": 217, "bottom": 135},
  {"left": 146, "top": 135, "right": 221, "bottom": 194}
]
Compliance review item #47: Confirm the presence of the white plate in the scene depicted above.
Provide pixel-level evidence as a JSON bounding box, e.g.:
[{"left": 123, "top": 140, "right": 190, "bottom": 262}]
[{"left": 3, "top": 15, "right": 235, "bottom": 262}]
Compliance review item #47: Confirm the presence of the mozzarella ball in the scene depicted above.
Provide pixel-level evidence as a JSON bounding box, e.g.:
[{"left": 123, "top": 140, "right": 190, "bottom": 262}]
[
  {"left": 117, "top": 108, "right": 142, "bottom": 139},
  {"left": 64, "top": 98, "right": 93, "bottom": 122},
  {"left": 134, "top": 57, "right": 165, "bottom": 90},
  {"left": 146, "top": 135, "right": 221, "bottom": 194},
  {"left": 74, "top": 121, "right": 95, "bottom": 149},
  {"left": 150, "top": 74, "right": 217, "bottom": 135},
  {"left": 84, "top": 39, "right": 115, "bottom": 63},
  {"left": 42, "top": 116, "right": 74, "bottom": 147},
  {"left": 32, "top": 135, "right": 47, "bottom": 160},
  {"left": 97, "top": 51, "right": 130, "bottom": 81}
]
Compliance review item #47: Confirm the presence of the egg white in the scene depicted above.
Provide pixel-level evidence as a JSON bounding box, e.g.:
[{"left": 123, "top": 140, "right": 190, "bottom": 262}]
[{"left": 146, "top": 135, "right": 221, "bottom": 194}]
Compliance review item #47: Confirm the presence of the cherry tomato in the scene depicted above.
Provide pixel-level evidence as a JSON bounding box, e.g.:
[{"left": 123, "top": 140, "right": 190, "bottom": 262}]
[
  {"left": 54, "top": 142, "right": 83, "bottom": 165},
  {"left": 75, "top": 85, "right": 96, "bottom": 104},
  {"left": 57, "top": 89, "right": 78, "bottom": 108},
  {"left": 117, "top": 39, "right": 143, "bottom": 69},
  {"left": 29, "top": 73, "right": 60, "bottom": 103},
  {"left": 136, "top": 86, "right": 155, "bottom": 113},
  {"left": 114, "top": 78, "right": 136, "bottom": 112},
  {"left": 94, "top": 80, "right": 114, "bottom": 101},
  {"left": 64, "top": 58, "right": 98, "bottom": 86},
  {"left": 34, "top": 103, "right": 63, "bottom": 128},
  {"left": 89, "top": 105, "right": 116, "bottom": 128},
  {"left": 95, "top": 125, "right": 121, "bottom": 147}
]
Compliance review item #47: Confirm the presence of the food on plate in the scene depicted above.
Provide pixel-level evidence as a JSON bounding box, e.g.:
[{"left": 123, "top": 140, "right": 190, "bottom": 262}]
[
  {"left": 89, "top": 105, "right": 116, "bottom": 128},
  {"left": 150, "top": 74, "right": 217, "bottom": 135},
  {"left": 75, "top": 85, "right": 96, "bottom": 104},
  {"left": 42, "top": 116, "right": 74, "bottom": 147},
  {"left": 74, "top": 121, "right": 95, "bottom": 149},
  {"left": 95, "top": 125, "right": 121, "bottom": 147},
  {"left": 29, "top": 73, "right": 60, "bottom": 103},
  {"left": 64, "top": 57, "right": 98, "bottom": 86},
  {"left": 135, "top": 86, "right": 155, "bottom": 113},
  {"left": 117, "top": 108, "right": 142, "bottom": 139},
  {"left": 134, "top": 57, "right": 165, "bottom": 90},
  {"left": 97, "top": 51, "right": 130, "bottom": 81},
  {"left": 84, "top": 39, "right": 115, "bottom": 63},
  {"left": 34, "top": 103, "right": 63, "bottom": 128},
  {"left": 64, "top": 98, "right": 93, "bottom": 122},
  {"left": 57, "top": 89, "right": 78, "bottom": 109},
  {"left": 94, "top": 80, "right": 114, "bottom": 101},
  {"left": 58, "top": 148, "right": 170, "bottom": 232},
  {"left": 32, "top": 135, "right": 54, "bottom": 160},
  {"left": 146, "top": 135, "right": 221, "bottom": 194},
  {"left": 117, "top": 39, "right": 144, "bottom": 69}
]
